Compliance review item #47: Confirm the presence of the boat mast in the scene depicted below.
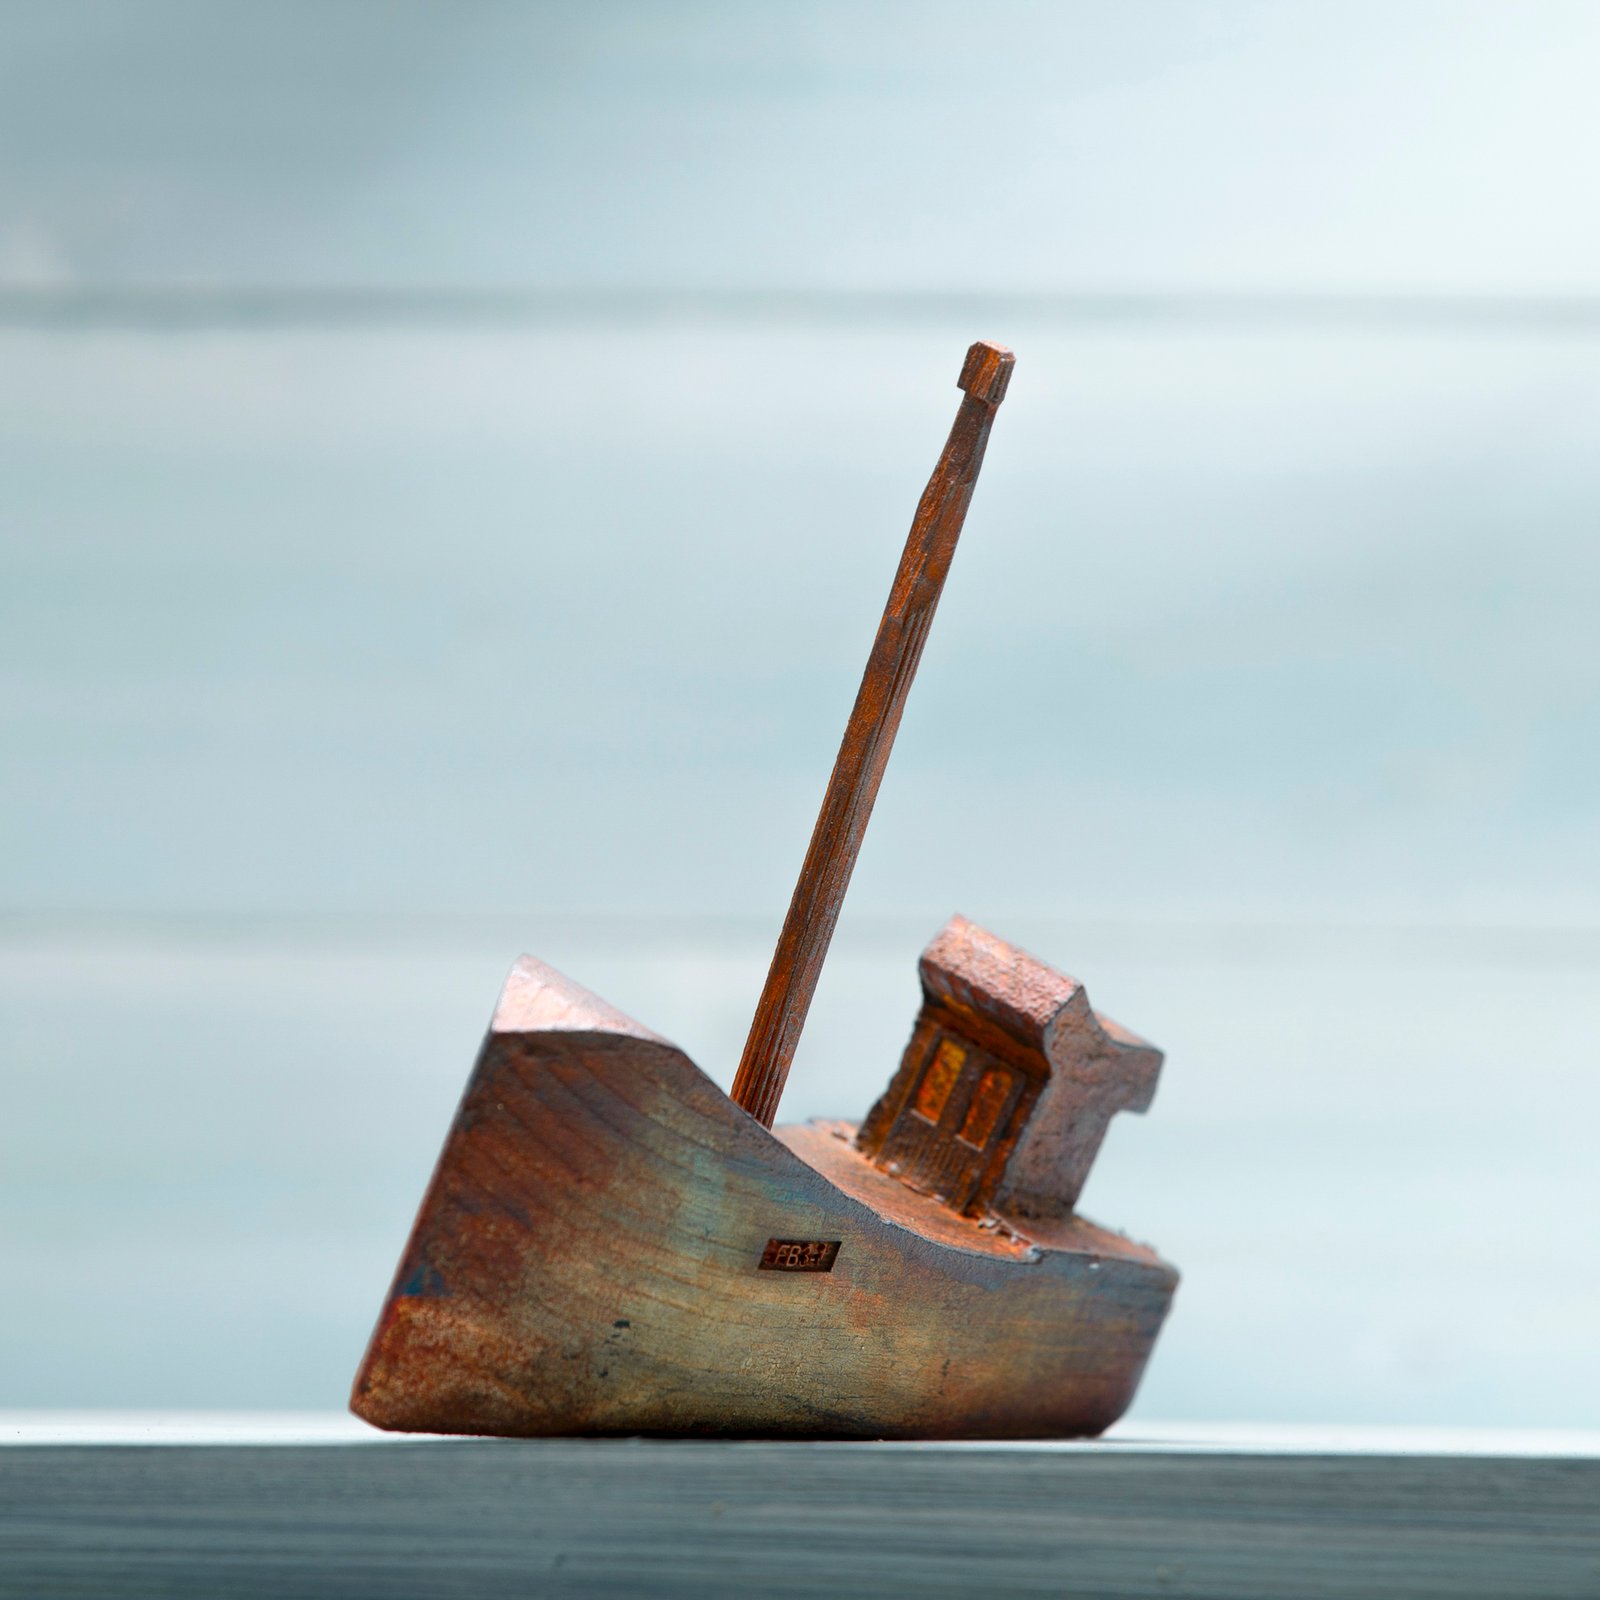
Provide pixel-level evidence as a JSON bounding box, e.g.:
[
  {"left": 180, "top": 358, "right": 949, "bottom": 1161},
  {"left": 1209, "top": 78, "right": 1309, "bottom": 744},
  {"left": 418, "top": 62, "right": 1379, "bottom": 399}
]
[{"left": 730, "top": 340, "right": 1015, "bottom": 1127}]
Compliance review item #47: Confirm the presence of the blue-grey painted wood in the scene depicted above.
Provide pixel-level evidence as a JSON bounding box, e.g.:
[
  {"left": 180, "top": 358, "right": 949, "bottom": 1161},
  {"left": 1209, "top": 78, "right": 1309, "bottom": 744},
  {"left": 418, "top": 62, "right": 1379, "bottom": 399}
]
[
  {"left": 4, "top": 2, "right": 1599, "bottom": 295},
  {"left": 4, "top": 1436, "right": 1597, "bottom": 1599},
  {"left": 5, "top": 317, "right": 1599, "bottom": 1428},
  {"left": 3, "top": 924, "right": 1598, "bottom": 1428},
  {"left": 6, "top": 0, "right": 1600, "bottom": 1452},
  {"left": 7, "top": 321, "right": 1598, "bottom": 924}
]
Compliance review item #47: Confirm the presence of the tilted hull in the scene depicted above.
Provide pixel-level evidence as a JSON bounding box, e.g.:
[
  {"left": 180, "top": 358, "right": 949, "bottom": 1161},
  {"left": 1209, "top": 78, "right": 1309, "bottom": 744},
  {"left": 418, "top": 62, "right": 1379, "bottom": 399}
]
[{"left": 351, "top": 958, "right": 1177, "bottom": 1439}]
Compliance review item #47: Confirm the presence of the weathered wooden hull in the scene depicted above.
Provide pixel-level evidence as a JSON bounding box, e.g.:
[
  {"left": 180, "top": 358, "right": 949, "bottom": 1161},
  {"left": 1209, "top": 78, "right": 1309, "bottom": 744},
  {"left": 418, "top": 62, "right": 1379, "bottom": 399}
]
[{"left": 351, "top": 958, "right": 1177, "bottom": 1439}]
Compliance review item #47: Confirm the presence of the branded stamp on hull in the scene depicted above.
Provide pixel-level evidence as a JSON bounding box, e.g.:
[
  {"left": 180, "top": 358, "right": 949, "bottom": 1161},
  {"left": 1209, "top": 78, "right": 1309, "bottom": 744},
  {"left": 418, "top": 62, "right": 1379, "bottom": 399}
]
[{"left": 351, "top": 342, "right": 1178, "bottom": 1439}]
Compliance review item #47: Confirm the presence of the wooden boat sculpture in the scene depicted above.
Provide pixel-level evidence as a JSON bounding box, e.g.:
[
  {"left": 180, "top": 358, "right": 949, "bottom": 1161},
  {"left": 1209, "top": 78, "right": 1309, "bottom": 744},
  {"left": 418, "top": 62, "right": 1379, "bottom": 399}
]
[{"left": 352, "top": 342, "right": 1178, "bottom": 1439}]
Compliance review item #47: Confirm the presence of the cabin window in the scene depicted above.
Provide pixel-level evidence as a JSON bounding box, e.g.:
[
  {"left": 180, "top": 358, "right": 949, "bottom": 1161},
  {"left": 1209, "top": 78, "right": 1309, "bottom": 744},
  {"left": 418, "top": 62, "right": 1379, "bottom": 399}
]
[
  {"left": 870, "top": 1031, "right": 1034, "bottom": 1214},
  {"left": 957, "top": 1067, "right": 1013, "bottom": 1149},
  {"left": 913, "top": 1037, "right": 966, "bottom": 1122}
]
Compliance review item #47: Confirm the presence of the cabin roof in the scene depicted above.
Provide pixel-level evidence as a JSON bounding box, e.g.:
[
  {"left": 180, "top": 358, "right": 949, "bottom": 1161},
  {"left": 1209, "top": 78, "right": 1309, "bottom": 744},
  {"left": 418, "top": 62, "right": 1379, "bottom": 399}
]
[
  {"left": 920, "top": 914, "right": 1085, "bottom": 1048},
  {"left": 920, "top": 913, "right": 1158, "bottom": 1070}
]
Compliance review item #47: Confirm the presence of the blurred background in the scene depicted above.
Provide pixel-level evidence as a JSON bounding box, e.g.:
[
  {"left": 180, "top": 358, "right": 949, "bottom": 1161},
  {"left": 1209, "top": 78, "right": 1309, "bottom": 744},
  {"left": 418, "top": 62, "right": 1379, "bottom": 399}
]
[{"left": 3, "top": 0, "right": 1597, "bottom": 1426}]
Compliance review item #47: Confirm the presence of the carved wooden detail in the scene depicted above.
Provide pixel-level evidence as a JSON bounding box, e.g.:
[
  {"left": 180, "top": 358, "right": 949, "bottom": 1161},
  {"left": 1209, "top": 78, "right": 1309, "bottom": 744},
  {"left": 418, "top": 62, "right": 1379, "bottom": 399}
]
[
  {"left": 858, "top": 915, "right": 1164, "bottom": 1220},
  {"left": 349, "top": 342, "right": 1178, "bottom": 1440},
  {"left": 351, "top": 956, "right": 1175, "bottom": 1440}
]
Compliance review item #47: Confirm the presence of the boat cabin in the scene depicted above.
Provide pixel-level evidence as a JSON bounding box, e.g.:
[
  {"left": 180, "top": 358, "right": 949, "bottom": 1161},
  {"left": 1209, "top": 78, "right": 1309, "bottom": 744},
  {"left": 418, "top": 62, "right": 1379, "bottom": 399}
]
[{"left": 856, "top": 915, "right": 1163, "bottom": 1220}]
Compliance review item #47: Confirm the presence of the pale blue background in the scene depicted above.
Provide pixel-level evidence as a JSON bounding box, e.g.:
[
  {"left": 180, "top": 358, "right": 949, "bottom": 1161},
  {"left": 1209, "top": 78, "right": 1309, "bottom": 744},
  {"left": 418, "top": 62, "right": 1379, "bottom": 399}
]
[{"left": 3, "top": 0, "right": 1597, "bottom": 1424}]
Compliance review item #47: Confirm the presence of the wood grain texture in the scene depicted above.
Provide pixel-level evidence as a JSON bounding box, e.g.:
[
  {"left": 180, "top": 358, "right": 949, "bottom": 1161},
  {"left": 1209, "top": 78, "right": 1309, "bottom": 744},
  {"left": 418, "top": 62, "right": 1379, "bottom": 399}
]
[
  {"left": 351, "top": 955, "right": 1173, "bottom": 1439},
  {"left": 730, "top": 341, "right": 1014, "bottom": 1127},
  {"left": 6, "top": 1438, "right": 1598, "bottom": 1600}
]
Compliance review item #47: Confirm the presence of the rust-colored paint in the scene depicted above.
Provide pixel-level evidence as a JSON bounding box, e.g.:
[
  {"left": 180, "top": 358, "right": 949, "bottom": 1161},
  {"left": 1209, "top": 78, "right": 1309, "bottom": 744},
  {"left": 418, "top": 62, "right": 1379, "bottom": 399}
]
[
  {"left": 913, "top": 1037, "right": 967, "bottom": 1123},
  {"left": 730, "top": 341, "right": 1014, "bottom": 1129},
  {"left": 858, "top": 916, "right": 1164, "bottom": 1221},
  {"left": 957, "top": 1068, "right": 1015, "bottom": 1149},
  {"left": 351, "top": 957, "right": 1175, "bottom": 1440},
  {"left": 350, "top": 345, "right": 1179, "bottom": 1441}
]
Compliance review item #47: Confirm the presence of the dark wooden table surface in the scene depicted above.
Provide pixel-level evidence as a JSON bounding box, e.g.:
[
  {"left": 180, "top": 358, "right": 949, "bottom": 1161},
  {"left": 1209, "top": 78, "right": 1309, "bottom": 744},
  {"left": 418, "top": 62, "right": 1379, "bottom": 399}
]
[{"left": 3, "top": 1416, "right": 1598, "bottom": 1598}]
